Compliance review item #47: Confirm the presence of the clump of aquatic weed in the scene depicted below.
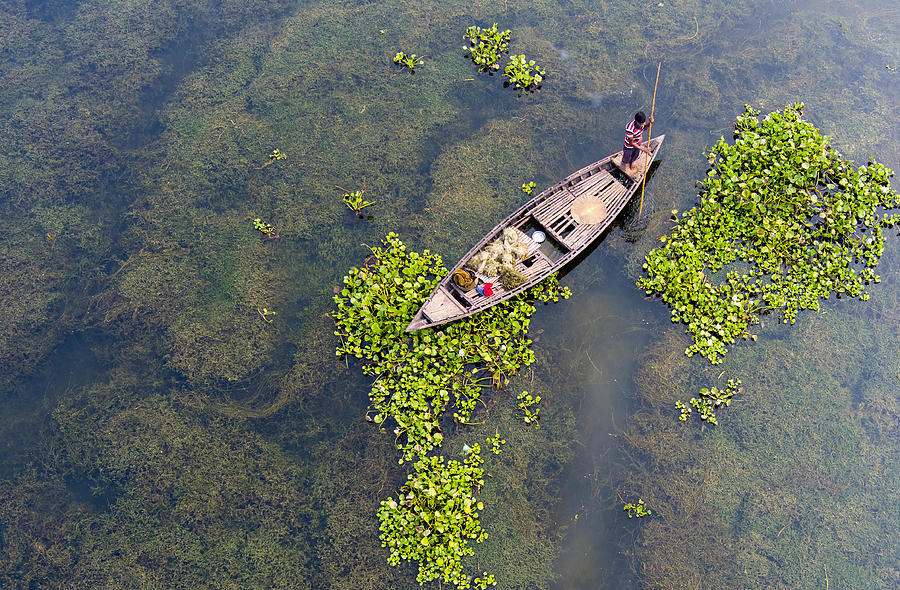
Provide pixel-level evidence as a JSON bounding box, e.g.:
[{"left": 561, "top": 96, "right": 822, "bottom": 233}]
[
  {"left": 393, "top": 51, "right": 424, "bottom": 74},
  {"left": 339, "top": 187, "right": 376, "bottom": 217},
  {"left": 333, "top": 232, "right": 570, "bottom": 588},
  {"left": 503, "top": 54, "right": 545, "bottom": 94},
  {"left": 333, "top": 232, "right": 570, "bottom": 462},
  {"left": 623, "top": 498, "right": 652, "bottom": 518},
  {"left": 463, "top": 24, "right": 511, "bottom": 72},
  {"left": 378, "top": 445, "right": 495, "bottom": 590},
  {"left": 675, "top": 379, "right": 743, "bottom": 425},
  {"left": 639, "top": 103, "right": 900, "bottom": 364}
]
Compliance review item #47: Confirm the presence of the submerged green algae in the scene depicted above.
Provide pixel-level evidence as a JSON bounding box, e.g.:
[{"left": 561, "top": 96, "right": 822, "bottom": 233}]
[
  {"left": 1, "top": 0, "right": 899, "bottom": 588},
  {"left": 621, "top": 274, "right": 900, "bottom": 588}
]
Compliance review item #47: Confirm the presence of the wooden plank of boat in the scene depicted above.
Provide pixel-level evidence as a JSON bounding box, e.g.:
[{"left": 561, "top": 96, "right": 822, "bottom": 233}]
[
  {"left": 420, "top": 287, "right": 467, "bottom": 324},
  {"left": 405, "top": 135, "right": 665, "bottom": 332},
  {"left": 570, "top": 168, "right": 618, "bottom": 197}
]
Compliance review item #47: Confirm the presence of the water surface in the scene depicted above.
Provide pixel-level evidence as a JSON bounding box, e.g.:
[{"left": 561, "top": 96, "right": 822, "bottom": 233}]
[{"left": 1, "top": 0, "right": 898, "bottom": 588}]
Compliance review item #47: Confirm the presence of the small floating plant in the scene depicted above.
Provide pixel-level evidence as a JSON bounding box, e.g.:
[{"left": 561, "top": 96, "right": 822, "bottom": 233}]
[
  {"left": 486, "top": 432, "right": 506, "bottom": 455},
  {"left": 339, "top": 187, "right": 375, "bottom": 217},
  {"left": 256, "top": 148, "right": 286, "bottom": 169},
  {"left": 503, "top": 54, "right": 545, "bottom": 92},
  {"left": 252, "top": 217, "right": 279, "bottom": 239},
  {"left": 516, "top": 390, "right": 542, "bottom": 426},
  {"left": 257, "top": 307, "right": 277, "bottom": 323},
  {"left": 393, "top": 51, "right": 423, "bottom": 73},
  {"left": 463, "top": 23, "right": 511, "bottom": 72},
  {"left": 676, "top": 378, "right": 743, "bottom": 425},
  {"left": 624, "top": 499, "right": 652, "bottom": 518}
]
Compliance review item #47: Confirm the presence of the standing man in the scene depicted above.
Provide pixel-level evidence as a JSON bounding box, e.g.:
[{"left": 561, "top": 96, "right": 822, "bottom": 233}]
[{"left": 622, "top": 111, "right": 654, "bottom": 174}]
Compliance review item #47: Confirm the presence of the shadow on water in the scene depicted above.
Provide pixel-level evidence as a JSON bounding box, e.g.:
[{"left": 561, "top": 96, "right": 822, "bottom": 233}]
[
  {"left": 537, "top": 246, "right": 665, "bottom": 589},
  {"left": 120, "top": 28, "right": 202, "bottom": 150},
  {"left": 0, "top": 331, "right": 111, "bottom": 479},
  {"left": 25, "top": 0, "right": 82, "bottom": 23},
  {"left": 518, "top": 170, "right": 669, "bottom": 587}
]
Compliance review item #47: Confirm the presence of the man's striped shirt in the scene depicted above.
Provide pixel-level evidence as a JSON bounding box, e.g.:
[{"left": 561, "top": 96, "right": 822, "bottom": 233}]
[{"left": 624, "top": 119, "right": 645, "bottom": 148}]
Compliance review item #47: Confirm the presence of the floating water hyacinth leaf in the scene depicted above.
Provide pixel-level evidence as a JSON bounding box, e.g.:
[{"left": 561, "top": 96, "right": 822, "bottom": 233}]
[
  {"left": 393, "top": 51, "right": 423, "bottom": 73},
  {"left": 516, "top": 390, "right": 541, "bottom": 426},
  {"left": 256, "top": 148, "right": 286, "bottom": 169},
  {"left": 676, "top": 378, "right": 742, "bottom": 425},
  {"left": 341, "top": 188, "right": 375, "bottom": 216},
  {"left": 252, "top": 217, "right": 279, "bottom": 238},
  {"left": 639, "top": 103, "right": 900, "bottom": 364},
  {"left": 503, "top": 54, "right": 545, "bottom": 92},
  {"left": 623, "top": 498, "right": 652, "bottom": 518},
  {"left": 463, "top": 23, "right": 511, "bottom": 72},
  {"left": 257, "top": 307, "right": 277, "bottom": 323},
  {"left": 486, "top": 432, "right": 506, "bottom": 454}
]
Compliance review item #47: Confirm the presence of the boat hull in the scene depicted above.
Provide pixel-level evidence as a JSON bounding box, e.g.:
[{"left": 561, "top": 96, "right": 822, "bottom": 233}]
[{"left": 406, "top": 135, "right": 665, "bottom": 332}]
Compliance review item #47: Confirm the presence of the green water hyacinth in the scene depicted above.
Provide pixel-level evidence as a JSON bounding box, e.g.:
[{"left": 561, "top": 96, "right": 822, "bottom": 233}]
[
  {"left": 677, "top": 378, "right": 742, "bottom": 425},
  {"left": 333, "top": 233, "right": 570, "bottom": 462},
  {"left": 516, "top": 390, "right": 541, "bottom": 426},
  {"left": 639, "top": 104, "right": 900, "bottom": 364},
  {"left": 252, "top": 217, "right": 278, "bottom": 239},
  {"left": 623, "top": 498, "right": 651, "bottom": 518},
  {"left": 378, "top": 444, "right": 496, "bottom": 590},
  {"left": 463, "top": 23, "right": 511, "bottom": 72},
  {"left": 393, "top": 51, "right": 423, "bottom": 73},
  {"left": 341, "top": 188, "right": 375, "bottom": 215},
  {"left": 485, "top": 433, "right": 505, "bottom": 455},
  {"left": 504, "top": 54, "right": 545, "bottom": 92}
]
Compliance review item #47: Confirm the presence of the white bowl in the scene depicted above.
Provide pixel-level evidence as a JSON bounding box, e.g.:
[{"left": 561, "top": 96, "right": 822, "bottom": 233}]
[{"left": 532, "top": 230, "right": 546, "bottom": 243}]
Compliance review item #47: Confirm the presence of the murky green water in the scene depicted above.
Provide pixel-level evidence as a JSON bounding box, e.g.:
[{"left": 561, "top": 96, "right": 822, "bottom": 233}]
[{"left": 1, "top": 0, "right": 898, "bottom": 588}]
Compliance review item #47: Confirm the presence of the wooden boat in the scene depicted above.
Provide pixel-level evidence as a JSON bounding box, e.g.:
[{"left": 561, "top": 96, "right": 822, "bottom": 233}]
[{"left": 406, "top": 135, "right": 665, "bottom": 332}]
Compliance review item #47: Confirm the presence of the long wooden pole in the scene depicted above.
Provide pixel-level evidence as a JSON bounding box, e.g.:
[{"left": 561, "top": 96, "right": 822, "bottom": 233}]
[{"left": 638, "top": 62, "right": 661, "bottom": 218}]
